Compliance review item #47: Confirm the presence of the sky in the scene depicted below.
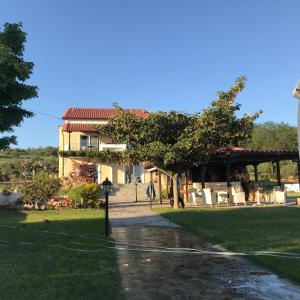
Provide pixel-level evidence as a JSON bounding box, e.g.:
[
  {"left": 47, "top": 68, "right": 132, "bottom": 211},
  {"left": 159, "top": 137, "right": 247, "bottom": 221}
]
[{"left": 1, "top": 0, "right": 300, "bottom": 148}]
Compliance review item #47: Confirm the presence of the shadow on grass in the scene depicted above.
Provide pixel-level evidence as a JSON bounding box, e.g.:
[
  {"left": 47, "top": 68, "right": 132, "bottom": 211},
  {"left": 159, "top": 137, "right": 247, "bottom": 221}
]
[{"left": 0, "top": 210, "right": 124, "bottom": 300}]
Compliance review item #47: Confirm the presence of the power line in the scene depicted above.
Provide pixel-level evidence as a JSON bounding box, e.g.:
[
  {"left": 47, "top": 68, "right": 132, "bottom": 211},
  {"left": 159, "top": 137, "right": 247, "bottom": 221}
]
[{"left": 24, "top": 108, "right": 61, "bottom": 120}]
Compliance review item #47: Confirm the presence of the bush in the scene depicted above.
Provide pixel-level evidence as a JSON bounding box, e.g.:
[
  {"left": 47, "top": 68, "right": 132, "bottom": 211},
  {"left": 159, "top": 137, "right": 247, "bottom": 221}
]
[
  {"left": 20, "top": 172, "right": 61, "bottom": 206},
  {"left": 161, "top": 187, "right": 171, "bottom": 199},
  {"left": 67, "top": 183, "right": 100, "bottom": 208},
  {"left": 0, "top": 184, "right": 12, "bottom": 196}
]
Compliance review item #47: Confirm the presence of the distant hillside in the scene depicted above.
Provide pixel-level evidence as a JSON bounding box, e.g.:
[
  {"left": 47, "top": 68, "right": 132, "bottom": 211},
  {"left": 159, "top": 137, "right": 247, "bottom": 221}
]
[
  {"left": 0, "top": 147, "right": 58, "bottom": 182},
  {"left": 246, "top": 121, "right": 297, "bottom": 151},
  {"left": 246, "top": 122, "right": 297, "bottom": 181}
]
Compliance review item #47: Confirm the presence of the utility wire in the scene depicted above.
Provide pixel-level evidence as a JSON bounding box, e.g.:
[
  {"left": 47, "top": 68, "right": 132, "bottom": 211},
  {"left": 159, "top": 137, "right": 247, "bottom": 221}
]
[
  {"left": 1, "top": 225, "right": 300, "bottom": 259},
  {"left": 24, "top": 108, "right": 61, "bottom": 120}
]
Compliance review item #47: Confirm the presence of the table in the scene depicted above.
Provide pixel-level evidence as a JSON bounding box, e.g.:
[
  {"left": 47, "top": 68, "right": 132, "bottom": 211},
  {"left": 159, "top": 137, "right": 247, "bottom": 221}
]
[{"left": 212, "top": 190, "right": 228, "bottom": 204}]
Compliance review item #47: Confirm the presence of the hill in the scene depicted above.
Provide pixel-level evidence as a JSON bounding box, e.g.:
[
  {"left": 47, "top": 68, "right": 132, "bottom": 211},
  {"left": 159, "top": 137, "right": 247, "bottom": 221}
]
[{"left": 0, "top": 147, "right": 58, "bottom": 182}]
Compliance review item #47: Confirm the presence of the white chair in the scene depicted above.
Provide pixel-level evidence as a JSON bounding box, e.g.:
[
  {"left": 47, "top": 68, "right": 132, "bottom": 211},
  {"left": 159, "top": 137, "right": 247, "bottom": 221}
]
[
  {"left": 272, "top": 187, "right": 286, "bottom": 205},
  {"left": 216, "top": 191, "right": 229, "bottom": 205},
  {"left": 190, "top": 188, "right": 197, "bottom": 205},
  {"left": 202, "top": 188, "right": 217, "bottom": 207},
  {"left": 230, "top": 187, "right": 246, "bottom": 206}
]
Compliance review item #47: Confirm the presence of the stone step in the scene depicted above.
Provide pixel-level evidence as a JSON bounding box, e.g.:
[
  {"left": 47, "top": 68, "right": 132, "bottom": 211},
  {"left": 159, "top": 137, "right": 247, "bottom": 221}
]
[{"left": 108, "top": 183, "right": 160, "bottom": 201}]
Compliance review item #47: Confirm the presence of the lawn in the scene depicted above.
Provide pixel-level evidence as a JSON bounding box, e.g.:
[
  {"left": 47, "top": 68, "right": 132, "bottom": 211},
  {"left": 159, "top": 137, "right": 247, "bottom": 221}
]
[
  {"left": 0, "top": 209, "right": 124, "bottom": 300},
  {"left": 287, "top": 192, "right": 300, "bottom": 200},
  {"left": 157, "top": 206, "right": 300, "bottom": 284}
]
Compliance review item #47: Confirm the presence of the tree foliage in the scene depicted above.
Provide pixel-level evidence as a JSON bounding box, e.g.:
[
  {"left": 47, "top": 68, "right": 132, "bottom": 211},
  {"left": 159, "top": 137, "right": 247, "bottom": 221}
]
[
  {"left": 247, "top": 121, "right": 297, "bottom": 150},
  {"left": 178, "top": 77, "right": 261, "bottom": 165},
  {"left": 0, "top": 22, "right": 38, "bottom": 149},
  {"left": 20, "top": 172, "right": 61, "bottom": 202}
]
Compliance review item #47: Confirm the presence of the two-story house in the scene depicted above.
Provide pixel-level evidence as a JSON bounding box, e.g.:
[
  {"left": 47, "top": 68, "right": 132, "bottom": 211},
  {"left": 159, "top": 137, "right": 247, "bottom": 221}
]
[{"left": 58, "top": 108, "right": 151, "bottom": 184}]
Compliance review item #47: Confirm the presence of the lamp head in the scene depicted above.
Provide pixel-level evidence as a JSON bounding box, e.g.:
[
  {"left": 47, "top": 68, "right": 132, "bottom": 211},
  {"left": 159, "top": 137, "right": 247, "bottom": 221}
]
[
  {"left": 293, "top": 80, "right": 300, "bottom": 99},
  {"left": 102, "top": 177, "right": 112, "bottom": 195}
]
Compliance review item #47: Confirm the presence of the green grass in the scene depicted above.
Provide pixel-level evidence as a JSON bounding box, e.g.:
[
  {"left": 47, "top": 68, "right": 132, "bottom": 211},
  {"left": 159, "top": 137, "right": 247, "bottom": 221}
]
[
  {"left": 287, "top": 192, "right": 300, "bottom": 199},
  {"left": 156, "top": 206, "right": 300, "bottom": 283},
  {"left": 0, "top": 209, "right": 124, "bottom": 300}
]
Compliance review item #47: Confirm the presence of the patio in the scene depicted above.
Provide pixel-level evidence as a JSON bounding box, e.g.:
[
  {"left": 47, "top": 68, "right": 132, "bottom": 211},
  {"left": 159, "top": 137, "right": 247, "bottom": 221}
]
[
  {"left": 187, "top": 147, "right": 300, "bottom": 208},
  {"left": 188, "top": 181, "right": 291, "bottom": 207}
]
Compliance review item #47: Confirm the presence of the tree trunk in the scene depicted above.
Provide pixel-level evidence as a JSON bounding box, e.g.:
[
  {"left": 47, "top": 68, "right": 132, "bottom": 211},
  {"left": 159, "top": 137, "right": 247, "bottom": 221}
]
[
  {"left": 172, "top": 173, "right": 179, "bottom": 209},
  {"left": 158, "top": 171, "right": 162, "bottom": 205}
]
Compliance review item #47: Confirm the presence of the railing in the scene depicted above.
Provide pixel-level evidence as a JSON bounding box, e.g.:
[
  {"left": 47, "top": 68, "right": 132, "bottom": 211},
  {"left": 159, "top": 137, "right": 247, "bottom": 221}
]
[{"left": 62, "top": 143, "right": 127, "bottom": 151}]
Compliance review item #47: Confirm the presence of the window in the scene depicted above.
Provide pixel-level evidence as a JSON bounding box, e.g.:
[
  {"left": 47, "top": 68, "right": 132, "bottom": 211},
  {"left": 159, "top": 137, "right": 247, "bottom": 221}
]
[
  {"left": 80, "top": 135, "right": 88, "bottom": 147},
  {"left": 90, "top": 136, "right": 98, "bottom": 149}
]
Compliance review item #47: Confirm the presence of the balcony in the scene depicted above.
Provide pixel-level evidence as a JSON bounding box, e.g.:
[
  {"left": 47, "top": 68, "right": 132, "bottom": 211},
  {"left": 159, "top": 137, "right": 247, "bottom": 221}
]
[{"left": 62, "top": 143, "right": 127, "bottom": 152}]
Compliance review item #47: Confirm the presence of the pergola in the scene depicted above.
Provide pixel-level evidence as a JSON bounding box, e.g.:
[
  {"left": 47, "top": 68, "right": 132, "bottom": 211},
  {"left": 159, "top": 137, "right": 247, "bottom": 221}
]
[{"left": 210, "top": 146, "right": 300, "bottom": 187}]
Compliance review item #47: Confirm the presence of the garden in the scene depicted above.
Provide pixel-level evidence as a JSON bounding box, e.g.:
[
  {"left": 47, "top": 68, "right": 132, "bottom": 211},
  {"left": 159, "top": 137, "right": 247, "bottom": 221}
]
[{"left": 0, "top": 166, "right": 104, "bottom": 211}]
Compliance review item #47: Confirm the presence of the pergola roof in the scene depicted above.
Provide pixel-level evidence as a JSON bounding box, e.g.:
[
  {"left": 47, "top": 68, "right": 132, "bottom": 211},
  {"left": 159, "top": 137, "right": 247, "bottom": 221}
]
[
  {"left": 144, "top": 146, "right": 299, "bottom": 170},
  {"left": 214, "top": 146, "right": 299, "bottom": 164}
]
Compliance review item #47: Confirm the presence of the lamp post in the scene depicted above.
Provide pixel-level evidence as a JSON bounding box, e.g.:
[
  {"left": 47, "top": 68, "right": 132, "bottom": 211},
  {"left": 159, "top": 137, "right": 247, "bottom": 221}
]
[
  {"left": 102, "top": 177, "right": 112, "bottom": 237},
  {"left": 133, "top": 177, "right": 138, "bottom": 202}
]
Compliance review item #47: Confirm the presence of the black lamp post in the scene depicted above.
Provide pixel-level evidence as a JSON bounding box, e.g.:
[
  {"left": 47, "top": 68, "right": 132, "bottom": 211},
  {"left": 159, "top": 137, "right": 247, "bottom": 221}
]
[
  {"left": 133, "top": 177, "right": 138, "bottom": 202},
  {"left": 102, "top": 177, "right": 112, "bottom": 237}
]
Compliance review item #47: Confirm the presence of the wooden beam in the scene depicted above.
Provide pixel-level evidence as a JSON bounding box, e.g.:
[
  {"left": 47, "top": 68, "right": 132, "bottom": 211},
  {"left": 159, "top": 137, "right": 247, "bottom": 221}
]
[
  {"left": 158, "top": 171, "right": 162, "bottom": 205},
  {"left": 297, "top": 159, "right": 300, "bottom": 188},
  {"left": 201, "top": 166, "right": 206, "bottom": 189},
  {"left": 68, "top": 131, "right": 71, "bottom": 151},
  {"left": 276, "top": 161, "right": 281, "bottom": 187},
  {"left": 226, "top": 160, "right": 233, "bottom": 205},
  {"left": 226, "top": 160, "right": 232, "bottom": 186},
  {"left": 253, "top": 164, "right": 259, "bottom": 183},
  {"left": 166, "top": 176, "right": 169, "bottom": 200}
]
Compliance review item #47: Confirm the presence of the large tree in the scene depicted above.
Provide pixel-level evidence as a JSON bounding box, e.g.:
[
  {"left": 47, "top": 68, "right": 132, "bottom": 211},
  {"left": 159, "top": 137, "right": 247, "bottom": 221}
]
[
  {"left": 0, "top": 22, "right": 38, "bottom": 150},
  {"left": 95, "top": 77, "right": 260, "bottom": 208}
]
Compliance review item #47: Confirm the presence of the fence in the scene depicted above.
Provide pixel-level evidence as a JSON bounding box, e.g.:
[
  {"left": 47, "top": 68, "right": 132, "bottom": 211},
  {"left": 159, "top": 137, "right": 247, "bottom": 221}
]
[{"left": 0, "top": 192, "right": 22, "bottom": 206}]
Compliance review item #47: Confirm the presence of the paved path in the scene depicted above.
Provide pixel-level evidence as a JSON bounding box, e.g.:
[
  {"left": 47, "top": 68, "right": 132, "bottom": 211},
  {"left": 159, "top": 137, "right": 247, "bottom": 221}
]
[{"left": 110, "top": 200, "right": 300, "bottom": 300}]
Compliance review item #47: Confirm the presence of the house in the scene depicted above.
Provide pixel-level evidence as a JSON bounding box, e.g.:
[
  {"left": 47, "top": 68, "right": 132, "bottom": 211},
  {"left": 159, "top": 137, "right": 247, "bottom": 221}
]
[{"left": 58, "top": 107, "right": 151, "bottom": 184}]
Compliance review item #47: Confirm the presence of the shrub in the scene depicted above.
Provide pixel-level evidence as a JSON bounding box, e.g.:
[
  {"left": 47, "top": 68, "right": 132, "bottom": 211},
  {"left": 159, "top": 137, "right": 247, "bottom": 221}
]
[
  {"left": 80, "top": 184, "right": 100, "bottom": 206},
  {"left": 67, "top": 186, "right": 82, "bottom": 204},
  {"left": 0, "top": 184, "right": 12, "bottom": 196},
  {"left": 67, "top": 183, "right": 100, "bottom": 208},
  {"left": 161, "top": 187, "right": 171, "bottom": 199},
  {"left": 20, "top": 172, "right": 61, "bottom": 204}
]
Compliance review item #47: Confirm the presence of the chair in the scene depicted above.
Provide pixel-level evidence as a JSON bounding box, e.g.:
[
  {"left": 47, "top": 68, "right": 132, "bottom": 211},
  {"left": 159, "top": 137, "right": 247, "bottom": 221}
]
[
  {"left": 230, "top": 187, "right": 246, "bottom": 206},
  {"left": 272, "top": 187, "right": 286, "bottom": 205},
  {"left": 202, "top": 188, "right": 217, "bottom": 207},
  {"left": 190, "top": 188, "right": 197, "bottom": 205},
  {"left": 216, "top": 191, "right": 229, "bottom": 205}
]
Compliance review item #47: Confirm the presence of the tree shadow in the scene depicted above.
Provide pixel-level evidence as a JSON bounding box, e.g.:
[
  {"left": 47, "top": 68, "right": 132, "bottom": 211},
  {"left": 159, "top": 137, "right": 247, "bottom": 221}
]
[
  {"left": 0, "top": 210, "right": 125, "bottom": 300},
  {"left": 0, "top": 210, "right": 27, "bottom": 225}
]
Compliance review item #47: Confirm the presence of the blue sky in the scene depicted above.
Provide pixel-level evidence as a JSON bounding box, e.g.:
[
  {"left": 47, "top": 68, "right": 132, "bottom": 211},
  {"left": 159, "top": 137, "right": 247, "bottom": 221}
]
[{"left": 1, "top": 0, "right": 300, "bottom": 148}]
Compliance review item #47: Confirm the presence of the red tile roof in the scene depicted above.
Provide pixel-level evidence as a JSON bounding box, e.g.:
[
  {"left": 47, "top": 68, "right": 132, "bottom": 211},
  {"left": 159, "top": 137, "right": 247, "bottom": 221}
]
[
  {"left": 61, "top": 123, "right": 96, "bottom": 132},
  {"left": 62, "top": 108, "right": 148, "bottom": 120}
]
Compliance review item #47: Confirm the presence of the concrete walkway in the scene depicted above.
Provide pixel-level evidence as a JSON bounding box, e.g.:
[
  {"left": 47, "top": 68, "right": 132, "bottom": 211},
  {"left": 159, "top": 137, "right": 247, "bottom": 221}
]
[{"left": 110, "top": 200, "right": 300, "bottom": 300}]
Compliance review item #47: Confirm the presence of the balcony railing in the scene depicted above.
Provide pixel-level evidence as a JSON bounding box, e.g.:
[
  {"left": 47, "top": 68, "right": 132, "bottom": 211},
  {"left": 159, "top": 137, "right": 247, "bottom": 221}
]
[{"left": 62, "top": 143, "right": 127, "bottom": 151}]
